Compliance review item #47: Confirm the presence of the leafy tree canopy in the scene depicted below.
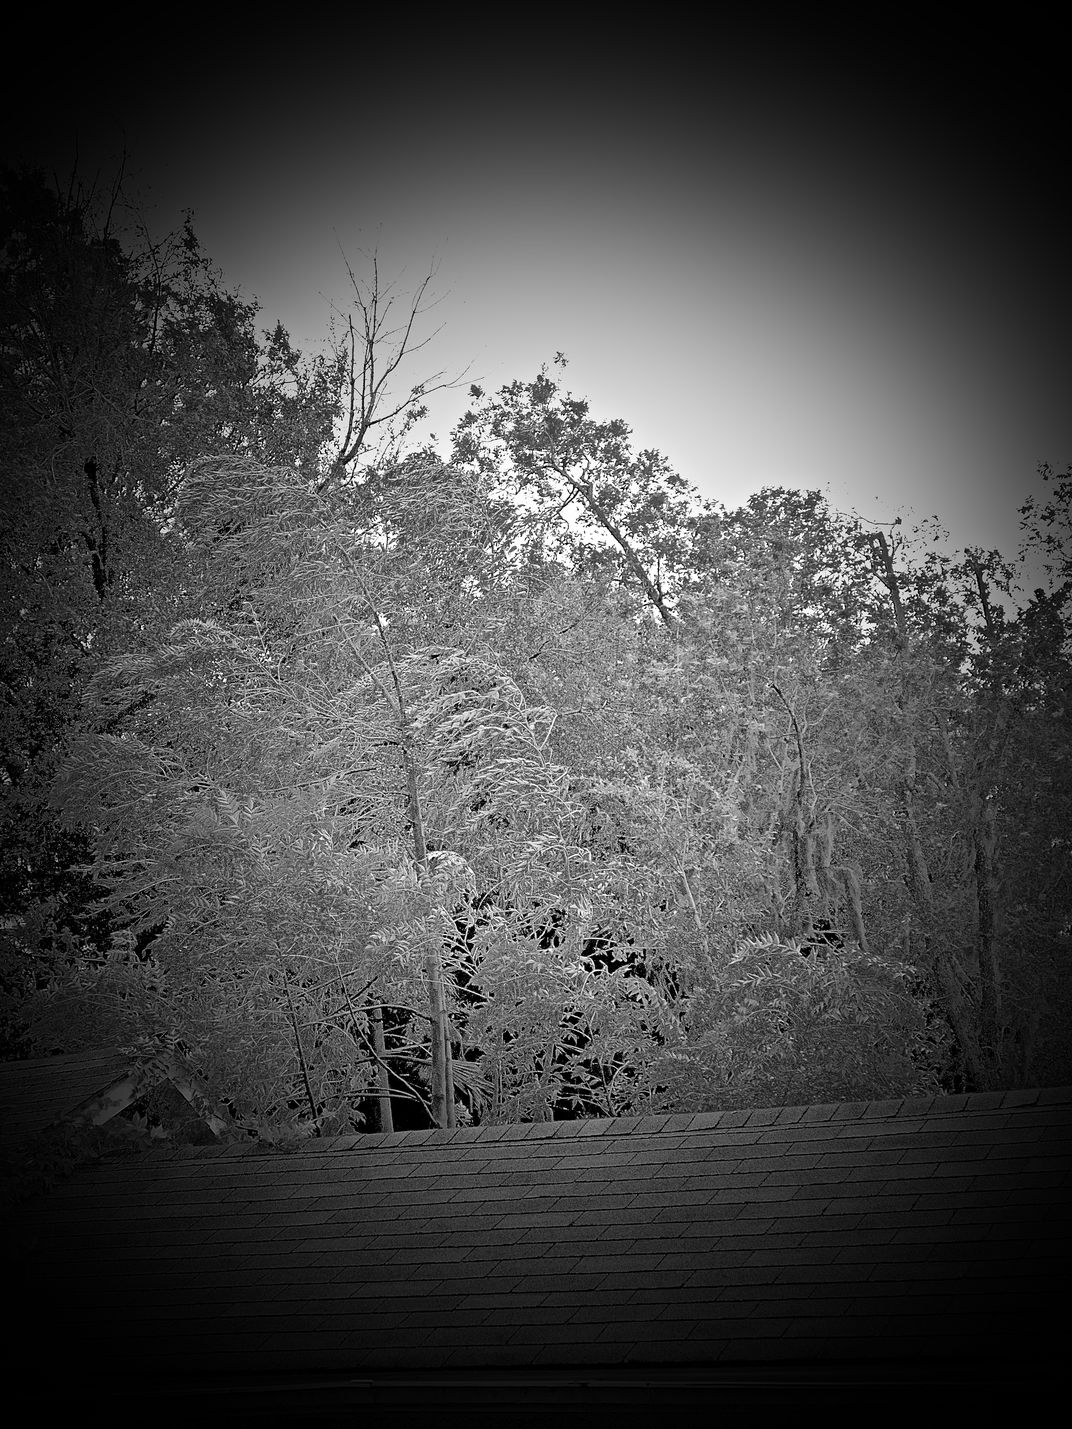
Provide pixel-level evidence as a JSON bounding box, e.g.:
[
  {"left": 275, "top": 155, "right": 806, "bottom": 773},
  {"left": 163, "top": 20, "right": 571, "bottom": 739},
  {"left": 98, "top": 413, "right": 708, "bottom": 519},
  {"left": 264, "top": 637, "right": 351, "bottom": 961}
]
[{"left": 5, "top": 169, "right": 1070, "bottom": 1134}]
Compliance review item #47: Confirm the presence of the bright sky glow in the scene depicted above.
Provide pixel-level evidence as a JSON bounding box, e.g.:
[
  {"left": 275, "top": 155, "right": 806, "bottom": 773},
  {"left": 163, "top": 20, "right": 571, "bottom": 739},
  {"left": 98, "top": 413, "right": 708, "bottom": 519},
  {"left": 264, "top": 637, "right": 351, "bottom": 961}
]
[{"left": 6, "top": 27, "right": 1069, "bottom": 576}]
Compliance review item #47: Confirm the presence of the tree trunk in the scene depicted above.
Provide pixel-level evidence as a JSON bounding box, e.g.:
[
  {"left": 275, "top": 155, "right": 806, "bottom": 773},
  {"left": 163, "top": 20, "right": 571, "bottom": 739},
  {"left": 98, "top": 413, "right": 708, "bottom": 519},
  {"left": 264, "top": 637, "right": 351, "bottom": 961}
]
[
  {"left": 369, "top": 1004, "right": 394, "bottom": 1134},
  {"left": 841, "top": 866, "right": 870, "bottom": 955},
  {"left": 970, "top": 791, "right": 1003, "bottom": 1083},
  {"left": 425, "top": 953, "right": 455, "bottom": 1130}
]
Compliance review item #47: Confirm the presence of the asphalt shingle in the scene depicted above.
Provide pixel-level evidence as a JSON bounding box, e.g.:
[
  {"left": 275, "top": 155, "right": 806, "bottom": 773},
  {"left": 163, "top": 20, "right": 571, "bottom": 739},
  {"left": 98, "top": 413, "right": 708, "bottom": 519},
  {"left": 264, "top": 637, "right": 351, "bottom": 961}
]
[{"left": 5, "top": 1083, "right": 1069, "bottom": 1409}]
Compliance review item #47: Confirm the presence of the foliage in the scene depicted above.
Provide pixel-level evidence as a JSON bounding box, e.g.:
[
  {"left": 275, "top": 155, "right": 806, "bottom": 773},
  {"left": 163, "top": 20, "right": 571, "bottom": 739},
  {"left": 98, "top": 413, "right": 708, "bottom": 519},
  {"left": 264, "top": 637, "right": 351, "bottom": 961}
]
[
  {"left": 453, "top": 355, "right": 701, "bottom": 625},
  {"left": 6, "top": 171, "right": 1070, "bottom": 1130},
  {"left": 0, "top": 168, "right": 345, "bottom": 1040},
  {"left": 657, "top": 935, "right": 953, "bottom": 1111}
]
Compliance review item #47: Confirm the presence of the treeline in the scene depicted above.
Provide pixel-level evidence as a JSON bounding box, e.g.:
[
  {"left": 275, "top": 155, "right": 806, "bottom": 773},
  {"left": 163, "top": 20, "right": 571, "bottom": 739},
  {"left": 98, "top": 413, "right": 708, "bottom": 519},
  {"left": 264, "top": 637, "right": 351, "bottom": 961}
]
[{"left": 2, "top": 167, "right": 1069, "bottom": 1137}]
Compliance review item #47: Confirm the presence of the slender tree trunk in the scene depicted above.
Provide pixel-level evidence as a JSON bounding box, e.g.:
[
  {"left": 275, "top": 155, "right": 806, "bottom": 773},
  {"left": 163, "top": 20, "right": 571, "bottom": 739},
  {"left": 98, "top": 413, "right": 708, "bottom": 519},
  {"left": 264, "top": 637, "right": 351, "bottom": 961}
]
[
  {"left": 369, "top": 1004, "right": 394, "bottom": 1133},
  {"left": 841, "top": 867, "right": 870, "bottom": 955},
  {"left": 343, "top": 601, "right": 457, "bottom": 1131},
  {"left": 283, "top": 974, "right": 320, "bottom": 1134},
  {"left": 425, "top": 953, "right": 455, "bottom": 1129},
  {"left": 971, "top": 790, "right": 1003, "bottom": 1082},
  {"left": 772, "top": 684, "right": 823, "bottom": 937}
]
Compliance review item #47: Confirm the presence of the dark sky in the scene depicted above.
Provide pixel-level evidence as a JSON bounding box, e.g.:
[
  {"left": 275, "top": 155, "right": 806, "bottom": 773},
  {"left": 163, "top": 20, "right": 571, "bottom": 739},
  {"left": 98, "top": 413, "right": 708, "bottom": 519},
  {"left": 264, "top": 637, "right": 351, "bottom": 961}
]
[{"left": 6, "top": 22, "right": 1069, "bottom": 575}]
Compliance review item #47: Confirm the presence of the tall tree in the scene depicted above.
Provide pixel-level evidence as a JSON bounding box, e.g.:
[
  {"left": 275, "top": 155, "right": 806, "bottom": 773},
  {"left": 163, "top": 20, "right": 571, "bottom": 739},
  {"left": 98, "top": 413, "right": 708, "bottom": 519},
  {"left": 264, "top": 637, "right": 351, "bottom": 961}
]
[
  {"left": 38, "top": 457, "right": 650, "bottom": 1129},
  {"left": 452, "top": 355, "right": 700, "bottom": 627},
  {"left": 0, "top": 167, "right": 337, "bottom": 1044}
]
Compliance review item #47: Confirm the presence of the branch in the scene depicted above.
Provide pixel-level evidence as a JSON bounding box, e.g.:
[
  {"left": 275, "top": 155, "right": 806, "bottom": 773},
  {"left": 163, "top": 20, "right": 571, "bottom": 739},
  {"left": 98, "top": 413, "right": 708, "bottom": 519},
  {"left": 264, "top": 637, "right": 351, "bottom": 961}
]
[
  {"left": 283, "top": 971, "right": 321, "bottom": 1135},
  {"left": 545, "top": 454, "right": 676, "bottom": 627},
  {"left": 318, "top": 253, "right": 470, "bottom": 491},
  {"left": 867, "top": 531, "right": 907, "bottom": 648}
]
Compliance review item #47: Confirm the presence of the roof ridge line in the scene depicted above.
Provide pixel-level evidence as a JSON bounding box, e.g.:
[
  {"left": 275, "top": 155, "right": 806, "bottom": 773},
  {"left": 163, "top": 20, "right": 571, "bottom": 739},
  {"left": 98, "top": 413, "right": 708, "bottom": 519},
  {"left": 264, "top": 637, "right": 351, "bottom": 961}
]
[{"left": 171, "top": 1085, "right": 1072, "bottom": 1157}]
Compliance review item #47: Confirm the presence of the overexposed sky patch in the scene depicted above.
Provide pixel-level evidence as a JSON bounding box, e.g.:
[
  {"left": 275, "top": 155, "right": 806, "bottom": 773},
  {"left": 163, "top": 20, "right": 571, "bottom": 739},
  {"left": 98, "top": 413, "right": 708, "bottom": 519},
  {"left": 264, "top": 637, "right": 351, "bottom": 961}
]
[{"left": 7, "top": 26, "right": 1069, "bottom": 570}]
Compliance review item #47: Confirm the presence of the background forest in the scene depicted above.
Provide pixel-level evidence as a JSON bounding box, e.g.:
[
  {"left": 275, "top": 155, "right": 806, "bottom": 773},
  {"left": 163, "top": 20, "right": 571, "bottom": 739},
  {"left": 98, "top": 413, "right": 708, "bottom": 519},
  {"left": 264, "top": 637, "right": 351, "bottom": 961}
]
[{"left": 2, "top": 169, "right": 1070, "bottom": 1141}]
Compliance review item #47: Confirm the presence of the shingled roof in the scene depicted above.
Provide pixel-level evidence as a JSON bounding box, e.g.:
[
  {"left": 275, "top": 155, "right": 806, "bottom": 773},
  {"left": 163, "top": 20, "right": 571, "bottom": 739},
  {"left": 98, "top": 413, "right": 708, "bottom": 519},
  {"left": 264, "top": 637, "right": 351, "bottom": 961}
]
[
  {"left": 8, "top": 1087, "right": 1070, "bottom": 1416},
  {"left": 0, "top": 1046, "right": 236, "bottom": 1213},
  {"left": 0, "top": 1047, "right": 134, "bottom": 1146}
]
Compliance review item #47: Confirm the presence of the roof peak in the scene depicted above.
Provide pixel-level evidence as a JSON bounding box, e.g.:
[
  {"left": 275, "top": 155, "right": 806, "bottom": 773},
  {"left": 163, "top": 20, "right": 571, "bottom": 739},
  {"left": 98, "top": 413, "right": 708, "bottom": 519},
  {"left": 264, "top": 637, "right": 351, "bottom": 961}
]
[{"left": 141, "top": 1084, "right": 1072, "bottom": 1162}]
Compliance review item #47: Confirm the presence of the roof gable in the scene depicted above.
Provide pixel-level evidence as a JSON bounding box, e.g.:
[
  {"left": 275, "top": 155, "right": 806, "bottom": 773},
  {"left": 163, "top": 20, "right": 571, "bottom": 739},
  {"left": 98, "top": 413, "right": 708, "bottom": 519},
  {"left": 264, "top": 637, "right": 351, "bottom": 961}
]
[
  {"left": 0, "top": 1046, "right": 233, "bottom": 1203},
  {"left": 0, "top": 1048, "right": 133, "bottom": 1145}
]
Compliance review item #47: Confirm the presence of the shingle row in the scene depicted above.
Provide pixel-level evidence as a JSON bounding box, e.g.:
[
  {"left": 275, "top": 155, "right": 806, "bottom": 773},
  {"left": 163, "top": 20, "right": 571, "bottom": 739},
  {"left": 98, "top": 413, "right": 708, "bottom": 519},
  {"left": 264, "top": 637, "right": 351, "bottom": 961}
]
[{"left": 12, "top": 1086, "right": 1069, "bottom": 1380}]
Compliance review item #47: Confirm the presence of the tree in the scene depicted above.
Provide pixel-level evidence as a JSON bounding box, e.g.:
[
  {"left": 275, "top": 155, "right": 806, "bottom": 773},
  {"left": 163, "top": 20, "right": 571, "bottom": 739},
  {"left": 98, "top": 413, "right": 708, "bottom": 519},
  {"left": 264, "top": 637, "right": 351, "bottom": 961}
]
[
  {"left": 318, "top": 252, "right": 470, "bottom": 492},
  {"left": 0, "top": 169, "right": 389, "bottom": 1050},
  {"left": 18, "top": 230, "right": 1068, "bottom": 1128},
  {"left": 847, "top": 522, "right": 1059, "bottom": 1089},
  {"left": 38, "top": 456, "right": 661, "bottom": 1129},
  {"left": 452, "top": 355, "right": 701, "bottom": 627}
]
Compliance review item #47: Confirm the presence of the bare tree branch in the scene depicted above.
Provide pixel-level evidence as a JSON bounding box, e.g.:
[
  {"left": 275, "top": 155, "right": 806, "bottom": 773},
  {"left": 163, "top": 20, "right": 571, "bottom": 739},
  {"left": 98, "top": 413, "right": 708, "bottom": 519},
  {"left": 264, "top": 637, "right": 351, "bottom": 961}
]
[{"left": 318, "top": 251, "right": 471, "bottom": 492}]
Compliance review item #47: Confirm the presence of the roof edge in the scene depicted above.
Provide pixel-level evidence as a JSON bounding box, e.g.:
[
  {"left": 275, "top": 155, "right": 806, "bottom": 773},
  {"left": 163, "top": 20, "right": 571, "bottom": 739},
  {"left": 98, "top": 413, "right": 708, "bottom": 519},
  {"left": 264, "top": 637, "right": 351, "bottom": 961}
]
[{"left": 142, "top": 1084, "right": 1072, "bottom": 1161}]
